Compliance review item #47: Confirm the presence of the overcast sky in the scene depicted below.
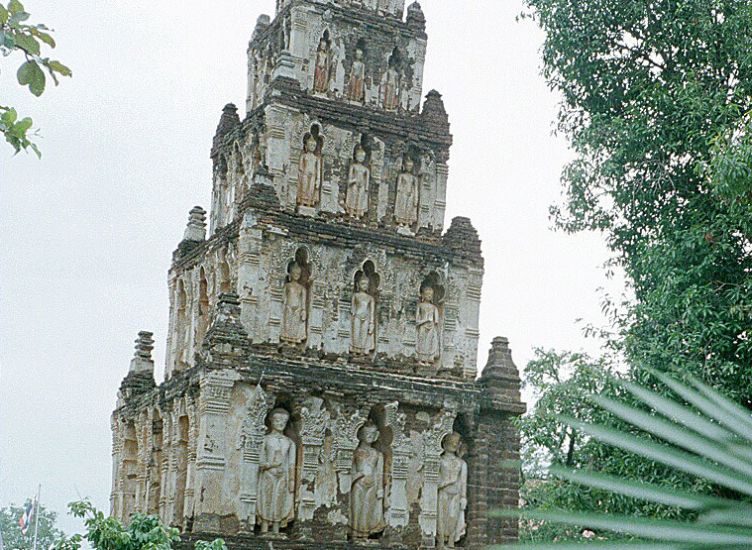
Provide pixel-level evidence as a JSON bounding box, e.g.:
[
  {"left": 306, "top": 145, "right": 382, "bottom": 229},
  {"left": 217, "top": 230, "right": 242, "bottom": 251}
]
[{"left": 0, "top": 0, "right": 622, "bottom": 537}]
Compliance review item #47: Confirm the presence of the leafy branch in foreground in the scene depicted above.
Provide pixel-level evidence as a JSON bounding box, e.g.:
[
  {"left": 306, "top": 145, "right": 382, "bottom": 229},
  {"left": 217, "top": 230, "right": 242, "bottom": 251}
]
[
  {"left": 495, "top": 370, "right": 752, "bottom": 549},
  {"left": 52, "top": 500, "right": 226, "bottom": 550},
  {"left": 1, "top": 0, "right": 71, "bottom": 156}
]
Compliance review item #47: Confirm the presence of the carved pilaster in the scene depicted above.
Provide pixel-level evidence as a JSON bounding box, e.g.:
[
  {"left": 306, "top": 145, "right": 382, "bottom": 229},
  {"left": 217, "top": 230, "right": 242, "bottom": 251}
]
[
  {"left": 308, "top": 285, "right": 326, "bottom": 349},
  {"left": 434, "top": 162, "right": 449, "bottom": 232},
  {"left": 238, "top": 219, "right": 264, "bottom": 335},
  {"left": 184, "top": 399, "right": 199, "bottom": 528},
  {"left": 136, "top": 412, "right": 151, "bottom": 516},
  {"left": 237, "top": 385, "right": 272, "bottom": 532},
  {"left": 419, "top": 409, "right": 456, "bottom": 547},
  {"left": 164, "top": 409, "right": 179, "bottom": 525},
  {"left": 334, "top": 407, "right": 368, "bottom": 495},
  {"left": 193, "top": 370, "right": 238, "bottom": 532},
  {"left": 110, "top": 415, "right": 124, "bottom": 520},
  {"left": 384, "top": 402, "right": 411, "bottom": 528},
  {"left": 298, "top": 397, "right": 330, "bottom": 522},
  {"left": 158, "top": 412, "right": 171, "bottom": 522}
]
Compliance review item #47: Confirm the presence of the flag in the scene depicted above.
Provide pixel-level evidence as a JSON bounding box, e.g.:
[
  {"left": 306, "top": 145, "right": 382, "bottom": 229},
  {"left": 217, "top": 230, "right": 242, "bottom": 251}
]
[{"left": 18, "top": 500, "right": 34, "bottom": 536}]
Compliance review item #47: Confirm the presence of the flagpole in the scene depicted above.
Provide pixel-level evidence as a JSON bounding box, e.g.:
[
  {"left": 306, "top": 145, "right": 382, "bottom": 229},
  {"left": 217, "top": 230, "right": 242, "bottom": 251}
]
[{"left": 32, "top": 485, "right": 41, "bottom": 550}]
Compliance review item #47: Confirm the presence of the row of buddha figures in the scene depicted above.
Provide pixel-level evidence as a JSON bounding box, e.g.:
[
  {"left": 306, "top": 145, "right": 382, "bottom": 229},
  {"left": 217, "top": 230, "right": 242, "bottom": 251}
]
[
  {"left": 297, "top": 129, "right": 430, "bottom": 229},
  {"left": 276, "top": 0, "right": 407, "bottom": 16},
  {"left": 249, "top": 30, "right": 418, "bottom": 113},
  {"left": 312, "top": 32, "right": 410, "bottom": 110},
  {"left": 281, "top": 258, "right": 442, "bottom": 364},
  {"left": 238, "top": 394, "right": 468, "bottom": 547},
  {"left": 115, "top": 367, "right": 481, "bottom": 545}
]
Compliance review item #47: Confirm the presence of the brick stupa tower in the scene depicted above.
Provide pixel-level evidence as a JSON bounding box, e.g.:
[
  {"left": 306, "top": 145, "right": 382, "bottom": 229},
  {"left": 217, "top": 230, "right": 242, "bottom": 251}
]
[{"left": 110, "top": 1, "right": 525, "bottom": 548}]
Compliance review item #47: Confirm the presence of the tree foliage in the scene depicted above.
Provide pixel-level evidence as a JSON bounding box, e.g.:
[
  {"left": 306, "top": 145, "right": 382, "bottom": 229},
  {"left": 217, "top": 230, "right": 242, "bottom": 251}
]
[
  {"left": 520, "top": 349, "right": 612, "bottom": 477},
  {"left": 521, "top": 0, "right": 752, "bottom": 400},
  {"left": 0, "top": 503, "right": 64, "bottom": 550},
  {"left": 52, "top": 501, "right": 226, "bottom": 550},
  {"left": 516, "top": 0, "right": 752, "bottom": 542},
  {"left": 519, "top": 350, "right": 615, "bottom": 542},
  {"left": 0, "top": 0, "right": 71, "bottom": 157},
  {"left": 518, "top": 351, "right": 708, "bottom": 543}
]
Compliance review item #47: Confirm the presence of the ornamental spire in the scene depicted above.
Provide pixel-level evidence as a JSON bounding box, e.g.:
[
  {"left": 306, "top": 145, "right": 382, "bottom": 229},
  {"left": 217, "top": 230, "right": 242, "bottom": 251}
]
[
  {"left": 183, "top": 206, "right": 207, "bottom": 242},
  {"left": 129, "top": 331, "right": 155, "bottom": 374}
]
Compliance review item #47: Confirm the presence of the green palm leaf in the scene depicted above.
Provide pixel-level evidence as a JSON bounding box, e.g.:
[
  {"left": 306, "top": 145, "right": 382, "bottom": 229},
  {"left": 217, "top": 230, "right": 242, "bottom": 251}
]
[
  {"left": 494, "top": 510, "right": 752, "bottom": 544},
  {"left": 589, "top": 394, "right": 752, "bottom": 477},
  {"left": 492, "top": 544, "right": 751, "bottom": 550},
  {"left": 618, "top": 379, "right": 738, "bottom": 444},
  {"left": 647, "top": 369, "right": 752, "bottom": 441},
  {"left": 509, "top": 372, "right": 752, "bottom": 547},
  {"left": 699, "top": 507, "right": 752, "bottom": 527},
  {"left": 547, "top": 465, "right": 734, "bottom": 511},
  {"left": 558, "top": 416, "right": 752, "bottom": 495}
]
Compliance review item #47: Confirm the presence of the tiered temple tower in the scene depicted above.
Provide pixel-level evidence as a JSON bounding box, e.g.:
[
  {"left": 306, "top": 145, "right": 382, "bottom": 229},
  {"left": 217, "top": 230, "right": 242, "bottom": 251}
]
[{"left": 110, "top": 1, "right": 525, "bottom": 548}]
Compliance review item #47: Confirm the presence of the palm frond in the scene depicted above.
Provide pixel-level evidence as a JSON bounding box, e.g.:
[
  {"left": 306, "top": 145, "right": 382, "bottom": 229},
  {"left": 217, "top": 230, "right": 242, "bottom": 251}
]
[
  {"left": 547, "top": 465, "right": 734, "bottom": 511},
  {"left": 510, "top": 371, "right": 752, "bottom": 547},
  {"left": 496, "top": 509, "right": 752, "bottom": 545}
]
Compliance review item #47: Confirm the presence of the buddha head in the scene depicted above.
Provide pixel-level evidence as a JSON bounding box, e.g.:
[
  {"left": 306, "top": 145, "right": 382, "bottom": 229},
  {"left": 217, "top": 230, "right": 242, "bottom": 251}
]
[
  {"left": 443, "top": 432, "right": 462, "bottom": 454},
  {"left": 269, "top": 408, "right": 290, "bottom": 432}
]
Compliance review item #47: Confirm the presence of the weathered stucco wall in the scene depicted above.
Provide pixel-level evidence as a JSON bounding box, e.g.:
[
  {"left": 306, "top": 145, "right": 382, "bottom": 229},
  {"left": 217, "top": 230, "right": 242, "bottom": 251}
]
[{"left": 113, "top": 328, "right": 524, "bottom": 548}]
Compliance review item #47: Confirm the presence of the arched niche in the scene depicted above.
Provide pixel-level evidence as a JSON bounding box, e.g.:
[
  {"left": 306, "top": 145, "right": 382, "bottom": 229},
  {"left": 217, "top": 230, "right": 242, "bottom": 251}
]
[
  {"left": 354, "top": 260, "right": 380, "bottom": 294},
  {"left": 351, "top": 260, "right": 380, "bottom": 355},
  {"left": 416, "top": 272, "right": 445, "bottom": 365},
  {"left": 388, "top": 47, "right": 402, "bottom": 70},
  {"left": 313, "top": 30, "right": 333, "bottom": 94},
  {"left": 218, "top": 253, "right": 232, "bottom": 295},
  {"left": 215, "top": 154, "right": 230, "bottom": 229},
  {"left": 176, "top": 279, "right": 189, "bottom": 370},
  {"left": 147, "top": 411, "right": 163, "bottom": 516},
  {"left": 297, "top": 125, "right": 324, "bottom": 209},
  {"left": 420, "top": 272, "right": 446, "bottom": 305},
  {"left": 367, "top": 404, "right": 393, "bottom": 460},
  {"left": 355, "top": 37, "right": 368, "bottom": 56},
  {"left": 346, "top": 38, "right": 368, "bottom": 103},
  {"left": 349, "top": 404, "right": 391, "bottom": 541},
  {"left": 255, "top": 398, "right": 300, "bottom": 535},
  {"left": 451, "top": 414, "right": 472, "bottom": 459},
  {"left": 393, "top": 144, "right": 420, "bottom": 230},
  {"left": 280, "top": 247, "right": 312, "bottom": 345},
  {"left": 436, "top": 416, "right": 471, "bottom": 549},
  {"left": 174, "top": 413, "right": 190, "bottom": 529},
  {"left": 382, "top": 48, "right": 402, "bottom": 110},
  {"left": 232, "top": 142, "right": 247, "bottom": 204},
  {"left": 344, "top": 134, "right": 374, "bottom": 219},
  {"left": 269, "top": 395, "right": 302, "bottom": 450},
  {"left": 353, "top": 133, "right": 375, "bottom": 168},
  {"left": 196, "top": 267, "right": 210, "bottom": 346},
  {"left": 304, "top": 123, "right": 324, "bottom": 154},
  {"left": 250, "top": 131, "right": 264, "bottom": 172}
]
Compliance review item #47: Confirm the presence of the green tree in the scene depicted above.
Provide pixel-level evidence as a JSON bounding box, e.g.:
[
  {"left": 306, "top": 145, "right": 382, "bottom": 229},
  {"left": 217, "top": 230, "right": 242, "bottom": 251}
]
[
  {"left": 520, "top": 0, "right": 752, "bottom": 398},
  {"left": 515, "top": 0, "right": 752, "bottom": 535},
  {"left": 52, "top": 501, "right": 226, "bottom": 550},
  {"left": 518, "top": 350, "right": 714, "bottom": 543},
  {"left": 520, "top": 349, "right": 612, "bottom": 476},
  {"left": 519, "top": 350, "right": 614, "bottom": 542},
  {"left": 518, "top": 350, "right": 604, "bottom": 542},
  {"left": 1, "top": 0, "right": 71, "bottom": 157},
  {"left": 0, "top": 503, "right": 64, "bottom": 550}
]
